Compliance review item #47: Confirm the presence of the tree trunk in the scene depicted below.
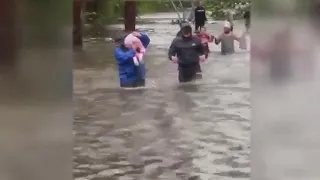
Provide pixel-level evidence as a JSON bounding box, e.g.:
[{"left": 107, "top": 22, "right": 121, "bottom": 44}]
[
  {"left": 73, "top": 0, "right": 83, "bottom": 46},
  {"left": 0, "top": 0, "right": 16, "bottom": 69},
  {"left": 124, "top": 0, "right": 136, "bottom": 32}
]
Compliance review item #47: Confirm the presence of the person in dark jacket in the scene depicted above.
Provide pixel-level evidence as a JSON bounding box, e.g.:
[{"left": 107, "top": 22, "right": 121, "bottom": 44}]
[
  {"left": 194, "top": 1, "right": 207, "bottom": 31},
  {"left": 176, "top": 22, "right": 204, "bottom": 74},
  {"left": 114, "top": 31, "right": 150, "bottom": 88},
  {"left": 168, "top": 24, "right": 206, "bottom": 83},
  {"left": 244, "top": 10, "right": 250, "bottom": 32}
]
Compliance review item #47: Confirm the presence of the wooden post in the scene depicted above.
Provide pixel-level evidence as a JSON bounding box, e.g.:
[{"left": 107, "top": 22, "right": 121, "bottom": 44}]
[
  {"left": 0, "top": 0, "right": 16, "bottom": 68},
  {"left": 73, "top": 0, "right": 83, "bottom": 46},
  {"left": 124, "top": 0, "right": 136, "bottom": 32}
]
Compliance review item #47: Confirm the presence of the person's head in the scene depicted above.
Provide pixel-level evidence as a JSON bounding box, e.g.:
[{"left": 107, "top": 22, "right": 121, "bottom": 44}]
[
  {"left": 181, "top": 24, "right": 192, "bottom": 37},
  {"left": 124, "top": 34, "right": 143, "bottom": 50},
  {"left": 197, "top": 0, "right": 203, "bottom": 6},
  {"left": 223, "top": 21, "right": 231, "bottom": 34}
]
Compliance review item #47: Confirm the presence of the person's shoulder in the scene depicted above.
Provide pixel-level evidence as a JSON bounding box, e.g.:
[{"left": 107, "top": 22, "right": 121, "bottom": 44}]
[
  {"left": 173, "top": 37, "right": 182, "bottom": 42},
  {"left": 114, "top": 46, "right": 121, "bottom": 52}
]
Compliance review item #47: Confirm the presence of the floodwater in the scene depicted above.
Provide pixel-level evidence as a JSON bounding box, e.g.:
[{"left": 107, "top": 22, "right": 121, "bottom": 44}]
[{"left": 74, "top": 13, "right": 250, "bottom": 180}]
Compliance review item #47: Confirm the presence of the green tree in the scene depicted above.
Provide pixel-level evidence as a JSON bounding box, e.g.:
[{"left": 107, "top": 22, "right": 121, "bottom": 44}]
[{"left": 205, "top": 0, "right": 250, "bottom": 19}]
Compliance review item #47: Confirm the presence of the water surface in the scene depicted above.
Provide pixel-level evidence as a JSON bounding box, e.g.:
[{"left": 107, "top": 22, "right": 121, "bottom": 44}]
[{"left": 74, "top": 13, "right": 250, "bottom": 180}]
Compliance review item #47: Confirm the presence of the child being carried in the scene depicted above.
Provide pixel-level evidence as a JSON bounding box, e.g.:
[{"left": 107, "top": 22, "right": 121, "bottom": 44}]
[
  {"left": 124, "top": 33, "right": 146, "bottom": 66},
  {"left": 195, "top": 27, "right": 214, "bottom": 58}
]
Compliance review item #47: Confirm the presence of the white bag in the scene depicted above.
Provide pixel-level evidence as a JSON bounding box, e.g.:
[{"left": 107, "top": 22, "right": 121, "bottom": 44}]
[
  {"left": 239, "top": 32, "right": 247, "bottom": 50},
  {"left": 137, "top": 53, "right": 144, "bottom": 64},
  {"left": 133, "top": 56, "right": 139, "bottom": 66}
]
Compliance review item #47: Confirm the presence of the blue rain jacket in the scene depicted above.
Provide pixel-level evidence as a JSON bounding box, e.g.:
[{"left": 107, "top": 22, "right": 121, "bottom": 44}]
[{"left": 114, "top": 32, "right": 150, "bottom": 84}]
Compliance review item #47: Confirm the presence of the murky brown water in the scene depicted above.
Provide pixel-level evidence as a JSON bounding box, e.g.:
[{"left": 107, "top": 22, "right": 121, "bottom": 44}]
[{"left": 74, "top": 13, "right": 250, "bottom": 180}]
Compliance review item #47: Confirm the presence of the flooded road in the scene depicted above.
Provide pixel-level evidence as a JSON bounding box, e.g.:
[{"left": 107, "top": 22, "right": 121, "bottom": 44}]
[{"left": 74, "top": 13, "right": 250, "bottom": 180}]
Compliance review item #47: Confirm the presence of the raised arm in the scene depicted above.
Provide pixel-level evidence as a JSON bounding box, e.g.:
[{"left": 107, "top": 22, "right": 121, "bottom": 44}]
[
  {"left": 205, "top": 32, "right": 214, "bottom": 42},
  {"left": 114, "top": 48, "right": 136, "bottom": 65}
]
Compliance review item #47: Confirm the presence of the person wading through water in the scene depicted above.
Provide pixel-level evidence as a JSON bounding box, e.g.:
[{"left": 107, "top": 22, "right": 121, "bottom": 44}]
[
  {"left": 169, "top": 24, "right": 206, "bottom": 83},
  {"left": 176, "top": 21, "right": 190, "bottom": 37},
  {"left": 244, "top": 9, "right": 250, "bottom": 32},
  {"left": 113, "top": 31, "right": 150, "bottom": 88},
  {"left": 195, "top": 27, "right": 214, "bottom": 59},
  {"left": 176, "top": 22, "right": 203, "bottom": 74},
  {"left": 194, "top": 0, "right": 207, "bottom": 31},
  {"left": 215, "top": 21, "right": 241, "bottom": 55}
]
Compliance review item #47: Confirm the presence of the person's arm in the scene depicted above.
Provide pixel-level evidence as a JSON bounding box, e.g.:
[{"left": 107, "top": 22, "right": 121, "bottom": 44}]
[
  {"left": 194, "top": 7, "right": 198, "bottom": 20},
  {"left": 209, "top": 34, "right": 214, "bottom": 42},
  {"left": 203, "top": 7, "right": 207, "bottom": 22},
  {"left": 205, "top": 32, "right": 214, "bottom": 42},
  {"left": 168, "top": 39, "right": 178, "bottom": 60},
  {"left": 114, "top": 48, "right": 136, "bottom": 64},
  {"left": 215, "top": 34, "right": 222, "bottom": 44}
]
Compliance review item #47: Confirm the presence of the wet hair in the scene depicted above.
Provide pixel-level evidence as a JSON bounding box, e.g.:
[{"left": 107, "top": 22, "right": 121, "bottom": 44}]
[
  {"left": 182, "top": 25, "right": 192, "bottom": 34},
  {"left": 179, "top": 21, "right": 190, "bottom": 29}
]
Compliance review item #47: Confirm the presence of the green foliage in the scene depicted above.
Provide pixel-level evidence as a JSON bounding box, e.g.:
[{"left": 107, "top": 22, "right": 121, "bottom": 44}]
[
  {"left": 84, "top": 0, "right": 251, "bottom": 24},
  {"left": 252, "top": 0, "right": 274, "bottom": 17},
  {"left": 205, "top": 0, "right": 250, "bottom": 19},
  {"left": 137, "top": 0, "right": 172, "bottom": 14},
  {"left": 85, "top": 0, "right": 174, "bottom": 25}
]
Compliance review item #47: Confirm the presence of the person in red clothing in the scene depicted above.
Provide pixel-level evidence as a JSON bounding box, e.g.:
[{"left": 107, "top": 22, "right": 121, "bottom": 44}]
[{"left": 195, "top": 27, "right": 214, "bottom": 58}]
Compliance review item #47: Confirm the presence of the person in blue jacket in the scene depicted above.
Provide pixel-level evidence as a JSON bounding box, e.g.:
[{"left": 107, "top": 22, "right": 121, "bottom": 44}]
[{"left": 114, "top": 31, "right": 150, "bottom": 88}]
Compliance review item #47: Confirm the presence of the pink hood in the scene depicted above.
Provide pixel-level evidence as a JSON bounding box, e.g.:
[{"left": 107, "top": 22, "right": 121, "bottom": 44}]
[
  {"left": 124, "top": 34, "right": 146, "bottom": 53},
  {"left": 197, "top": 31, "right": 213, "bottom": 44}
]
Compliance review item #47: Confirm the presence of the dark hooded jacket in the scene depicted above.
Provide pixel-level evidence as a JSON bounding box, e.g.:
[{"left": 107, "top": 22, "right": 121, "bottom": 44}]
[
  {"left": 169, "top": 25, "right": 205, "bottom": 65},
  {"left": 194, "top": 5, "right": 207, "bottom": 24}
]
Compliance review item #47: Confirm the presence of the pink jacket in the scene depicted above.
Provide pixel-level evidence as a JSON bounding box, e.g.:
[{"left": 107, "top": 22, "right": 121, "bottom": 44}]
[
  {"left": 197, "top": 31, "right": 214, "bottom": 44},
  {"left": 124, "top": 34, "right": 146, "bottom": 53}
]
